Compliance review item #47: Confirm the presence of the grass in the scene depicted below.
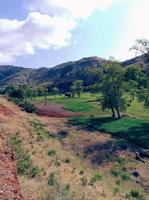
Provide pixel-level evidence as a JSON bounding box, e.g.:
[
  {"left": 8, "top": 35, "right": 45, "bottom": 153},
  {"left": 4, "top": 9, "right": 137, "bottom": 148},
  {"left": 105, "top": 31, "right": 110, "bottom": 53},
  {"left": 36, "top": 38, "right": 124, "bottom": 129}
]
[
  {"left": 35, "top": 93, "right": 110, "bottom": 116},
  {"left": 10, "top": 136, "right": 39, "bottom": 178},
  {"left": 34, "top": 93, "right": 149, "bottom": 148},
  {"left": 69, "top": 117, "right": 149, "bottom": 148}
]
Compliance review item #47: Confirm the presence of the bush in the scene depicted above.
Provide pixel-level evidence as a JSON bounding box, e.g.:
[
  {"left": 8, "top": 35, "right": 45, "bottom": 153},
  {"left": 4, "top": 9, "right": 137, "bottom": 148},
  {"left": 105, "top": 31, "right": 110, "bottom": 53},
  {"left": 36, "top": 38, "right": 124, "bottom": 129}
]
[
  {"left": 10, "top": 97, "right": 36, "bottom": 113},
  {"left": 19, "top": 101, "right": 36, "bottom": 113},
  {"left": 79, "top": 170, "right": 84, "bottom": 175},
  {"left": 29, "top": 166, "right": 40, "bottom": 178},
  {"left": 64, "top": 158, "right": 71, "bottom": 163},
  {"left": 113, "top": 186, "right": 120, "bottom": 195},
  {"left": 90, "top": 173, "right": 102, "bottom": 185},
  {"left": 46, "top": 183, "right": 75, "bottom": 200},
  {"left": 48, "top": 173, "right": 57, "bottom": 186},
  {"left": 17, "top": 154, "right": 32, "bottom": 175},
  {"left": 81, "top": 177, "right": 88, "bottom": 186},
  {"left": 48, "top": 149, "right": 56, "bottom": 156},
  {"left": 126, "top": 189, "right": 146, "bottom": 200}
]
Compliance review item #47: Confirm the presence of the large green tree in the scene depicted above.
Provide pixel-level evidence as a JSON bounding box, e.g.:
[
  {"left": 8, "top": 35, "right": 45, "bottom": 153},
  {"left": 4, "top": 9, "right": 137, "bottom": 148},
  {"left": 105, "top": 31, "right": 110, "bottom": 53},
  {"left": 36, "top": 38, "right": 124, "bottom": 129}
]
[
  {"left": 100, "top": 61, "right": 126, "bottom": 119},
  {"left": 72, "top": 80, "right": 83, "bottom": 98}
]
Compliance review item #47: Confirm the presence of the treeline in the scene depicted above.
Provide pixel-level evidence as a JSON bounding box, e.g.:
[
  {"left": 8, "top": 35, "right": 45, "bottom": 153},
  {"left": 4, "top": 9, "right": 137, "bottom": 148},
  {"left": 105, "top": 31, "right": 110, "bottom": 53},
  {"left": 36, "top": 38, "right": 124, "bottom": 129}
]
[{"left": 3, "top": 61, "right": 149, "bottom": 118}]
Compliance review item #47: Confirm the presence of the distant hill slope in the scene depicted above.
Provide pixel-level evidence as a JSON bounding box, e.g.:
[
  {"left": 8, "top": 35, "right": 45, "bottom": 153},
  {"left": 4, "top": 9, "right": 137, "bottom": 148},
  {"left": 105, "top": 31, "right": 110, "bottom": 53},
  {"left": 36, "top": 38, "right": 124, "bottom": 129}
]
[
  {"left": 0, "top": 57, "right": 106, "bottom": 90},
  {"left": 0, "top": 54, "right": 148, "bottom": 90},
  {"left": 122, "top": 53, "right": 149, "bottom": 72}
]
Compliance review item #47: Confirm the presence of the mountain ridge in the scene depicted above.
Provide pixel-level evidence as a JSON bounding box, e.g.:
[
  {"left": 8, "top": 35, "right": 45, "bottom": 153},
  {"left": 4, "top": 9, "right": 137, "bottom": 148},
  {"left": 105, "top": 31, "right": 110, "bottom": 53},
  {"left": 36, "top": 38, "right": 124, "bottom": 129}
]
[{"left": 0, "top": 54, "right": 148, "bottom": 89}]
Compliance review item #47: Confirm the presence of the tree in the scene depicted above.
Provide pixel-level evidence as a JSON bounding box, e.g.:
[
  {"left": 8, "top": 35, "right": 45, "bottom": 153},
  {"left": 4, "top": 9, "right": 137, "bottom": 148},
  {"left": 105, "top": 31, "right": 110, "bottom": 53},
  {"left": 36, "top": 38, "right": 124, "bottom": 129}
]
[
  {"left": 100, "top": 61, "right": 126, "bottom": 119},
  {"left": 138, "top": 87, "right": 149, "bottom": 109},
  {"left": 42, "top": 84, "right": 48, "bottom": 105},
  {"left": 124, "top": 65, "right": 141, "bottom": 82},
  {"left": 72, "top": 80, "right": 83, "bottom": 98},
  {"left": 130, "top": 39, "right": 149, "bottom": 55},
  {"left": 70, "top": 85, "right": 75, "bottom": 98},
  {"left": 52, "top": 87, "right": 59, "bottom": 100}
]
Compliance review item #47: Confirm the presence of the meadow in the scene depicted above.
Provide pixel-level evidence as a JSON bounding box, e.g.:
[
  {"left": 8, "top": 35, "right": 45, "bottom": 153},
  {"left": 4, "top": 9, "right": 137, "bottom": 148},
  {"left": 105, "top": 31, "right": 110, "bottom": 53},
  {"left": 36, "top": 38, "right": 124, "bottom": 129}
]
[{"left": 34, "top": 93, "right": 149, "bottom": 149}]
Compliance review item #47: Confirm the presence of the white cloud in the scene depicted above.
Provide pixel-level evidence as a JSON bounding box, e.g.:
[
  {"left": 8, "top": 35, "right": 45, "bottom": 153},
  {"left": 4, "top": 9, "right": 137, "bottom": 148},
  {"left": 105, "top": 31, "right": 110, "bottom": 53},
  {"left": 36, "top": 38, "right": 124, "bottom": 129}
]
[
  {"left": 0, "top": 0, "right": 126, "bottom": 63},
  {"left": 27, "top": 0, "right": 121, "bottom": 19},
  {"left": 0, "top": 12, "right": 76, "bottom": 63},
  {"left": 114, "top": 0, "right": 149, "bottom": 61}
]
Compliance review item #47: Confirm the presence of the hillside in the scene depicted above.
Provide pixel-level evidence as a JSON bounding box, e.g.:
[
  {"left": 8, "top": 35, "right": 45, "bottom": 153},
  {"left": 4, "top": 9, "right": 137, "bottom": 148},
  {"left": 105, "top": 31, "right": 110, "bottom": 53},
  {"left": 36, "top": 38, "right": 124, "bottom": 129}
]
[
  {"left": 122, "top": 53, "right": 149, "bottom": 71},
  {"left": 0, "top": 54, "right": 148, "bottom": 91},
  {"left": 0, "top": 57, "right": 106, "bottom": 89},
  {"left": 0, "top": 96, "right": 148, "bottom": 200}
]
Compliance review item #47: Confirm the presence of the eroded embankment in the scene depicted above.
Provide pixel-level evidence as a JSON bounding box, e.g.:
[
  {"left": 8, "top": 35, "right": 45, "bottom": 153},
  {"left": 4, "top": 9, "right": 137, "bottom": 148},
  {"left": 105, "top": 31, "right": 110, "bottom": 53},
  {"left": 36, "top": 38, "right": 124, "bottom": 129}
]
[{"left": 0, "top": 106, "right": 24, "bottom": 200}]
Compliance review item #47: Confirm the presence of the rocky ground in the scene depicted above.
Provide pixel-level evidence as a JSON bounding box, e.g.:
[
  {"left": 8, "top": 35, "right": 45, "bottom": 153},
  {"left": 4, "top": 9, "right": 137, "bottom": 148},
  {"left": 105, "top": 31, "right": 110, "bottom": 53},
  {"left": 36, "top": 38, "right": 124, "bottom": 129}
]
[{"left": 0, "top": 134, "right": 24, "bottom": 200}]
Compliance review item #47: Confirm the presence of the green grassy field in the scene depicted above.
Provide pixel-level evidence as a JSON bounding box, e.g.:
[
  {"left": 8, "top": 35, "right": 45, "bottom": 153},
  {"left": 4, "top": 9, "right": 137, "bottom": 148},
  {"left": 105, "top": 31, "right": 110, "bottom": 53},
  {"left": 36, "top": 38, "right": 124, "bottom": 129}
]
[{"left": 35, "top": 93, "right": 149, "bottom": 148}]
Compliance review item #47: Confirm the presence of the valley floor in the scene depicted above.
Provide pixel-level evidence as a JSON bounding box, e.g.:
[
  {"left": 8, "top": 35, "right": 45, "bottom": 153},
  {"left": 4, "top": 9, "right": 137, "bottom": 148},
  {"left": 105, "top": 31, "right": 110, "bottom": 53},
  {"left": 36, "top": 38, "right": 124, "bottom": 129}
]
[{"left": 0, "top": 96, "right": 149, "bottom": 200}]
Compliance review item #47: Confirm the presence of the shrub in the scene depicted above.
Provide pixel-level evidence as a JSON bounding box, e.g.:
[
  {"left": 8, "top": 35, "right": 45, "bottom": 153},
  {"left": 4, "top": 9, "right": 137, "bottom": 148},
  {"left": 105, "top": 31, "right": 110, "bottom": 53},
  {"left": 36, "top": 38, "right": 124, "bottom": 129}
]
[
  {"left": 90, "top": 173, "right": 102, "bottom": 185},
  {"left": 81, "top": 177, "right": 88, "bottom": 186},
  {"left": 17, "top": 154, "right": 32, "bottom": 175},
  {"left": 29, "top": 166, "right": 40, "bottom": 178},
  {"left": 113, "top": 186, "right": 120, "bottom": 195},
  {"left": 19, "top": 101, "right": 36, "bottom": 113},
  {"left": 126, "top": 189, "right": 146, "bottom": 200},
  {"left": 48, "top": 172, "right": 57, "bottom": 186},
  {"left": 55, "top": 160, "right": 61, "bottom": 167},
  {"left": 46, "top": 184, "right": 75, "bottom": 200},
  {"left": 65, "top": 158, "right": 71, "bottom": 163},
  {"left": 79, "top": 170, "right": 84, "bottom": 175},
  {"left": 48, "top": 149, "right": 56, "bottom": 156},
  {"left": 10, "top": 97, "right": 36, "bottom": 113},
  {"left": 121, "top": 172, "right": 130, "bottom": 181},
  {"left": 58, "top": 130, "right": 69, "bottom": 138}
]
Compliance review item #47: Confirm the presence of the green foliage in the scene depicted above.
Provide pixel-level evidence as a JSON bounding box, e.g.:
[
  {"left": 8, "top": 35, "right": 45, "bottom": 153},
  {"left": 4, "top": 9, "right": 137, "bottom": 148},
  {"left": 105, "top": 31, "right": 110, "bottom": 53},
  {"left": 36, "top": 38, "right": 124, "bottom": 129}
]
[
  {"left": 90, "top": 173, "right": 102, "bottom": 185},
  {"left": 64, "top": 158, "right": 71, "bottom": 163},
  {"left": 10, "top": 136, "right": 39, "bottom": 178},
  {"left": 110, "top": 159, "right": 130, "bottom": 182},
  {"left": 72, "top": 80, "right": 83, "bottom": 97},
  {"left": 31, "top": 119, "right": 49, "bottom": 140},
  {"left": 69, "top": 117, "right": 149, "bottom": 148},
  {"left": 80, "top": 177, "right": 88, "bottom": 186},
  {"left": 48, "top": 172, "right": 57, "bottom": 186},
  {"left": 47, "top": 149, "right": 56, "bottom": 156},
  {"left": 100, "top": 61, "right": 126, "bottom": 118},
  {"left": 47, "top": 183, "right": 75, "bottom": 200},
  {"left": 126, "top": 189, "right": 146, "bottom": 200},
  {"left": 28, "top": 166, "right": 40, "bottom": 178},
  {"left": 113, "top": 186, "right": 120, "bottom": 195},
  {"left": 19, "top": 101, "right": 36, "bottom": 113}
]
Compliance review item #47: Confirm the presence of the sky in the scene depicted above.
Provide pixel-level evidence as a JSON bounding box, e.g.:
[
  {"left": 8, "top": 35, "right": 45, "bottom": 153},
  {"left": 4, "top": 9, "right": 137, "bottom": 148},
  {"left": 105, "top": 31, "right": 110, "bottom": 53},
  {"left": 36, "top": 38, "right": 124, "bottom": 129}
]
[{"left": 0, "top": 0, "right": 148, "bottom": 68}]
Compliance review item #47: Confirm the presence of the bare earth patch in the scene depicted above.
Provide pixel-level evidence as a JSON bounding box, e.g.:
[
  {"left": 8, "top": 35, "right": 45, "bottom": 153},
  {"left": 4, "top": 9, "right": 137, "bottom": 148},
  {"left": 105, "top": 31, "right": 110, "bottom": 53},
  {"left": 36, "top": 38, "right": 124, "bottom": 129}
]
[
  {"left": 0, "top": 135, "right": 24, "bottom": 200},
  {"left": 35, "top": 102, "right": 83, "bottom": 118},
  {"left": 0, "top": 103, "right": 14, "bottom": 116}
]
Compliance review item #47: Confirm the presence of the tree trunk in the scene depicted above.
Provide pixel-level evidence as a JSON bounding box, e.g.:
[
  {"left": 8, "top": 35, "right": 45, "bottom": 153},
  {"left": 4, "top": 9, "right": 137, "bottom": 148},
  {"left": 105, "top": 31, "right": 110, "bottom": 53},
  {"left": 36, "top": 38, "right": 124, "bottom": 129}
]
[
  {"left": 116, "top": 107, "right": 121, "bottom": 119},
  {"left": 44, "top": 95, "right": 47, "bottom": 105},
  {"left": 111, "top": 107, "right": 116, "bottom": 118}
]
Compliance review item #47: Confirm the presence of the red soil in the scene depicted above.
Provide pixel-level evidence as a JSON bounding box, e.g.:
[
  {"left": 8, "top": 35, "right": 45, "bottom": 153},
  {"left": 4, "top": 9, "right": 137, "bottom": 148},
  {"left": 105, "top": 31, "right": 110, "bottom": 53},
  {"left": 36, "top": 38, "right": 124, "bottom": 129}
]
[
  {"left": 0, "top": 137, "right": 24, "bottom": 200},
  {"left": 35, "top": 103, "right": 82, "bottom": 118},
  {"left": 0, "top": 104, "right": 13, "bottom": 116}
]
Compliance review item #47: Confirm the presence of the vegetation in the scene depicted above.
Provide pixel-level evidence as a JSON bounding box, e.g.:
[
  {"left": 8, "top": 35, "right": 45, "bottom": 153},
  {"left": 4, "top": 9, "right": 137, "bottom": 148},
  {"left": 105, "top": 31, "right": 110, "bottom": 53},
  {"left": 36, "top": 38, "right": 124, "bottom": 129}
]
[
  {"left": 126, "top": 189, "right": 146, "bottom": 200},
  {"left": 10, "top": 136, "right": 39, "bottom": 178}
]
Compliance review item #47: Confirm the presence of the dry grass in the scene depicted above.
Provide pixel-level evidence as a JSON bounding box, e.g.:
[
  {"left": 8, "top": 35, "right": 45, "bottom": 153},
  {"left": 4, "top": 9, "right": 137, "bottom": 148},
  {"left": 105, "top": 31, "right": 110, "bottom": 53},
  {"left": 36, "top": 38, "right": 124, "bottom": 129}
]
[{"left": 0, "top": 96, "right": 148, "bottom": 200}]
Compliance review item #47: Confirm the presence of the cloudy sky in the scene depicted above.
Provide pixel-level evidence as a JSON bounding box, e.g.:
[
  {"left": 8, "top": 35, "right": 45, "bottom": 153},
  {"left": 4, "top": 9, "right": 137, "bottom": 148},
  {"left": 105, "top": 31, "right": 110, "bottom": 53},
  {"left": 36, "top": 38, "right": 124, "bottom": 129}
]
[{"left": 0, "top": 0, "right": 148, "bottom": 67}]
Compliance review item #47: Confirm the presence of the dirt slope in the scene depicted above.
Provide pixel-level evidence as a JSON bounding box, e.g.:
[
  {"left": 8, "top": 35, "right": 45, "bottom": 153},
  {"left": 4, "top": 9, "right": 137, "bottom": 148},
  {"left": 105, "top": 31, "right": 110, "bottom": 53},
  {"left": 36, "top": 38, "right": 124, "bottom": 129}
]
[
  {"left": 0, "top": 134, "right": 24, "bottom": 200},
  {"left": 0, "top": 97, "right": 148, "bottom": 200}
]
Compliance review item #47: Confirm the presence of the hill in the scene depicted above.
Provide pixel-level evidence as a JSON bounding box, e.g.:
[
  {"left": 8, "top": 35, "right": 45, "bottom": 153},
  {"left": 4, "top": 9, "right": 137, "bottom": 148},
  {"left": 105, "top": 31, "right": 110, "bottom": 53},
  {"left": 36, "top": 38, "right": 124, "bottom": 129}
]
[
  {"left": 0, "top": 54, "right": 148, "bottom": 90},
  {"left": 122, "top": 53, "right": 149, "bottom": 72},
  {"left": 0, "top": 57, "right": 106, "bottom": 90}
]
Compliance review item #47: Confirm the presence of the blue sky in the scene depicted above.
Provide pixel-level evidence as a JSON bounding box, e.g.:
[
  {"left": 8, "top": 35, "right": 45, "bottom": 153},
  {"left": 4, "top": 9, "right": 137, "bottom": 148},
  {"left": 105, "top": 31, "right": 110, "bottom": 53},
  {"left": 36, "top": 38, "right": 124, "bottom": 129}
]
[{"left": 0, "top": 0, "right": 148, "bottom": 68}]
